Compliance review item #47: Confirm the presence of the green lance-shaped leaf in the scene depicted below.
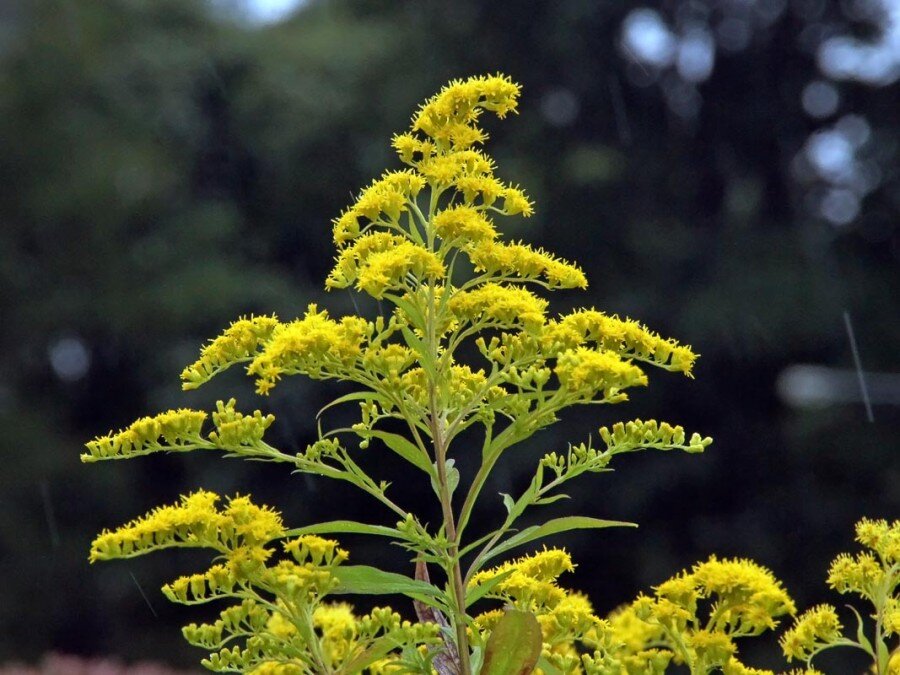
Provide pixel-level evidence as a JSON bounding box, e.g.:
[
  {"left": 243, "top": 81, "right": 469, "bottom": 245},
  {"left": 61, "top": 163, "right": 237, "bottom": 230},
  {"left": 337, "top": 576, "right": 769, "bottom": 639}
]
[
  {"left": 331, "top": 565, "right": 445, "bottom": 608},
  {"left": 485, "top": 516, "right": 636, "bottom": 563},
  {"left": 481, "top": 609, "right": 542, "bottom": 675},
  {"left": 367, "top": 430, "right": 435, "bottom": 476}
]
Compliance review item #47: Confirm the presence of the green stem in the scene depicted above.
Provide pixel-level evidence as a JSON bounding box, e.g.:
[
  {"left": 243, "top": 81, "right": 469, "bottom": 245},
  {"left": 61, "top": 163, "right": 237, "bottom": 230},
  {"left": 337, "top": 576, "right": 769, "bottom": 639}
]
[{"left": 423, "top": 193, "right": 472, "bottom": 675}]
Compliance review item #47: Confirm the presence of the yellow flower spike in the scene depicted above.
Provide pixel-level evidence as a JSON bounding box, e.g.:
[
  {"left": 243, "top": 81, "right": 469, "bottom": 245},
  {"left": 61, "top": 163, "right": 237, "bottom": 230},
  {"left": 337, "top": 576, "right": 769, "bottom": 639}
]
[
  {"left": 780, "top": 604, "right": 842, "bottom": 662},
  {"left": 449, "top": 283, "right": 549, "bottom": 331},
  {"left": 283, "top": 534, "right": 347, "bottom": 566},
  {"left": 181, "top": 315, "right": 280, "bottom": 390},
  {"left": 82, "top": 408, "right": 208, "bottom": 462},
  {"left": 598, "top": 419, "right": 713, "bottom": 455},
  {"left": 411, "top": 74, "right": 520, "bottom": 148},
  {"left": 500, "top": 185, "right": 535, "bottom": 217},
  {"left": 355, "top": 242, "right": 445, "bottom": 298},
  {"left": 247, "top": 304, "right": 370, "bottom": 394},
  {"left": 468, "top": 240, "right": 588, "bottom": 289},
  {"left": 208, "top": 398, "right": 275, "bottom": 448},
  {"left": 433, "top": 204, "right": 498, "bottom": 244},
  {"left": 314, "top": 603, "right": 359, "bottom": 663},
  {"left": 554, "top": 347, "right": 648, "bottom": 399},
  {"left": 686, "top": 629, "right": 736, "bottom": 666},
  {"left": 883, "top": 597, "right": 900, "bottom": 636},
  {"left": 690, "top": 556, "right": 795, "bottom": 633},
  {"left": 542, "top": 309, "right": 698, "bottom": 376},
  {"left": 89, "top": 490, "right": 284, "bottom": 564},
  {"left": 855, "top": 517, "right": 900, "bottom": 563},
  {"left": 827, "top": 551, "right": 885, "bottom": 598}
]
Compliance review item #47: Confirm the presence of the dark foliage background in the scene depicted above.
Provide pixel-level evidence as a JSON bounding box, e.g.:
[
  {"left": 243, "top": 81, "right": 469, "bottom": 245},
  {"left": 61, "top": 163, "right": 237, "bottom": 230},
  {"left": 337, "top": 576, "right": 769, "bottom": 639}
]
[{"left": 1, "top": 0, "right": 898, "bottom": 671}]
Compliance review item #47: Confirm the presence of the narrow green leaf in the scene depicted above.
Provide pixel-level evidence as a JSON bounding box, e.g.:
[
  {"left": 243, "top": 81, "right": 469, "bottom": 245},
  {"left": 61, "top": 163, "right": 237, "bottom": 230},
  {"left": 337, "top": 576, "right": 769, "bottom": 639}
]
[
  {"left": 317, "top": 390, "right": 386, "bottom": 419},
  {"left": 282, "top": 520, "right": 404, "bottom": 539},
  {"left": 533, "top": 494, "right": 570, "bottom": 506},
  {"left": 847, "top": 604, "right": 874, "bottom": 656},
  {"left": 877, "top": 638, "right": 890, "bottom": 670},
  {"left": 368, "top": 430, "right": 434, "bottom": 476},
  {"left": 481, "top": 609, "right": 542, "bottom": 675},
  {"left": 331, "top": 565, "right": 441, "bottom": 598},
  {"left": 486, "top": 516, "right": 636, "bottom": 562},
  {"left": 501, "top": 493, "right": 515, "bottom": 514}
]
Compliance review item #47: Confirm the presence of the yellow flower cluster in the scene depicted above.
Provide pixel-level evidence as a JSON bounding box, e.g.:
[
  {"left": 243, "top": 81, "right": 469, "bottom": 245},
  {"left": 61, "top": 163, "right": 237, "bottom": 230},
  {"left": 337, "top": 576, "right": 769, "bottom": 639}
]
[
  {"left": 433, "top": 204, "right": 498, "bottom": 244},
  {"left": 782, "top": 518, "right": 900, "bottom": 671},
  {"left": 471, "top": 548, "right": 606, "bottom": 671},
  {"left": 449, "top": 283, "right": 548, "bottom": 330},
  {"left": 779, "top": 605, "right": 842, "bottom": 663},
  {"left": 89, "top": 490, "right": 284, "bottom": 563},
  {"left": 327, "top": 231, "right": 445, "bottom": 298},
  {"left": 209, "top": 398, "right": 275, "bottom": 448},
  {"left": 410, "top": 74, "right": 521, "bottom": 147},
  {"left": 554, "top": 347, "right": 648, "bottom": 400},
  {"left": 599, "top": 419, "right": 713, "bottom": 456},
  {"left": 399, "top": 364, "right": 504, "bottom": 412},
  {"left": 541, "top": 309, "right": 697, "bottom": 376},
  {"left": 467, "top": 240, "right": 588, "bottom": 289},
  {"left": 854, "top": 517, "right": 900, "bottom": 564},
  {"left": 82, "top": 408, "right": 207, "bottom": 462},
  {"left": 247, "top": 304, "right": 370, "bottom": 394},
  {"left": 332, "top": 170, "right": 426, "bottom": 247},
  {"left": 606, "top": 556, "right": 794, "bottom": 674},
  {"left": 181, "top": 315, "right": 280, "bottom": 390}
]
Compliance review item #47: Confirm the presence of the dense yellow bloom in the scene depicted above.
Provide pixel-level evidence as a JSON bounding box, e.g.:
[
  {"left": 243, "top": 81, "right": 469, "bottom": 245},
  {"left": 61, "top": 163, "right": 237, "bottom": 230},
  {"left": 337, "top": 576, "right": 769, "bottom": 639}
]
[
  {"left": 411, "top": 74, "right": 520, "bottom": 148},
  {"left": 332, "top": 170, "right": 426, "bottom": 246},
  {"left": 690, "top": 557, "right": 795, "bottom": 633},
  {"left": 399, "top": 363, "right": 504, "bottom": 412},
  {"left": 327, "top": 232, "right": 445, "bottom": 298},
  {"left": 209, "top": 398, "right": 275, "bottom": 448},
  {"left": 468, "top": 240, "right": 588, "bottom": 289},
  {"left": 417, "top": 148, "right": 495, "bottom": 185},
  {"left": 855, "top": 517, "right": 900, "bottom": 563},
  {"left": 780, "top": 604, "right": 842, "bottom": 662},
  {"left": 181, "top": 315, "right": 280, "bottom": 390},
  {"left": 449, "top": 283, "right": 548, "bottom": 330},
  {"left": 471, "top": 548, "right": 575, "bottom": 590},
  {"left": 314, "top": 602, "right": 358, "bottom": 663},
  {"left": 283, "top": 534, "right": 348, "bottom": 566},
  {"left": 542, "top": 309, "right": 697, "bottom": 376},
  {"left": 247, "top": 304, "right": 370, "bottom": 393},
  {"left": 605, "top": 556, "right": 793, "bottom": 674},
  {"left": 472, "top": 548, "right": 603, "bottom": 670},
  {"left": 554, "top": 348, "right": 648, "bottom": 399},
  {"left": 883, "top": 597, "right": 900, "bottom": 635},
  {"left": 433, "top": 204, "right": 498, "bottom": 243},
  {"left": 827, "top": 551, "right": 884, "bottom": 598},
  {"left": 89, "top": 490, "right": 284, "bottom": 563},
  {"left": 82, "top": 408, "right": 207, "bottom": 462}
]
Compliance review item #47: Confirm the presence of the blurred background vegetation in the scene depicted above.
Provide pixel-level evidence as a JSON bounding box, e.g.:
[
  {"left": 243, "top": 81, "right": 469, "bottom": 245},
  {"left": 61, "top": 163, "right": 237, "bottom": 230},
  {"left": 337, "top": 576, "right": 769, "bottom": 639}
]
[{"left": 1, "top": 0, "right": 898, "bottom": 671}]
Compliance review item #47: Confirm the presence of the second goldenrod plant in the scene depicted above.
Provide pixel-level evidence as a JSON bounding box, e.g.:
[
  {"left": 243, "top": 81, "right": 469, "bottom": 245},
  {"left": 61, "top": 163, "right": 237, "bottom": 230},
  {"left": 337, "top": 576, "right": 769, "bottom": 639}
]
[{"left": 85, "top": 74, "right": 727, "bottom": 674}]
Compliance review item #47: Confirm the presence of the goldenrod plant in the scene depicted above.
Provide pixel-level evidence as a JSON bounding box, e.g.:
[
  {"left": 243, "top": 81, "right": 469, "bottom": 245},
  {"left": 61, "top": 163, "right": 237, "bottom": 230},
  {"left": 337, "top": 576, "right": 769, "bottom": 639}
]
[
  {"left": 85, "top": 74, "right": 724, "bottom": 674},
  {"left": 781, "top": 518, "right": 900, "bottom": 675}
]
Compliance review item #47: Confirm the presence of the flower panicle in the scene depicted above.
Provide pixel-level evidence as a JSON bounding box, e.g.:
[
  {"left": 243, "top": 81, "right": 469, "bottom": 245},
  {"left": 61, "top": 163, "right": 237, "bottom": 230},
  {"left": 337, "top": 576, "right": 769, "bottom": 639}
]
[
  {"left": 598, "top": 419, "right": 712, "bottom": 455},
  {"left": 82, "top": 408, "right": 208, "bottom": 462},
  {"left": 181, "top": 315, "right": 280, "bottom": 390},
  {"left": 89, "top": 490, "right": 284, "bottom": 564}
]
